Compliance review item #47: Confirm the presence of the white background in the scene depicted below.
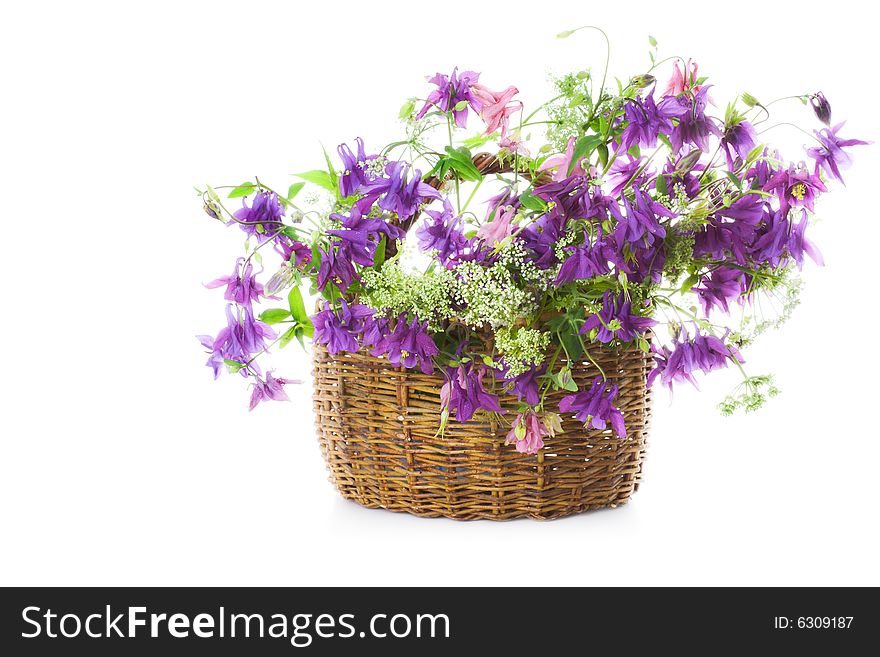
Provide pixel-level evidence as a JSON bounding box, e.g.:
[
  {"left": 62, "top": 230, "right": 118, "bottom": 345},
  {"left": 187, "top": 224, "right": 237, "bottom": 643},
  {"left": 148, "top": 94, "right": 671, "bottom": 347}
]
[{"left": 2, "top": 0, "right": 878, "bottom": 586}]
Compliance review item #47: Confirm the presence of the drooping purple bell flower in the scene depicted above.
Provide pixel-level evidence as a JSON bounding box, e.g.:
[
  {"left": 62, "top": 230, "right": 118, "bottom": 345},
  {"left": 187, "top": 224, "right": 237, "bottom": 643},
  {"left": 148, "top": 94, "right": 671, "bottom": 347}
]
[
  {"left": 249, "top": 371, "right": 301, "bottom": 411},
  {"left": 361, "top": 160, "right": 441, "bottom": 220},
  {"left": 764, "top": 162, "right": 827, "bottom": 213},
  {"left": 618, "top": 92, "right": 689, "bottom": 153},
  {"left": 555, "top": 234, "right": 611, "bottom": 285},
  {"left": 579, "top": 291, "right": 656, "bottom": 344},
  {"left": 337, "top": 137, "right": 382, "bottom": 197},
  {"left": 440, "top": 362, "right": 504, "bottom": 422},
  {"left": 371, "top": 314, "right": 439, "bottom": 374},
  {"left": 416, "top": 68, "right": 481, "bottom": 128},
  {"left": 667, "top": 87, "right": 721, "bottom": 154},
  {"left": 204, "top": 258, "right": 266, "bottom": 308},
  {"left": 559, "top": 376, "right": 627, "bottom": 438},
  {"left": 311, "top": 299, "right": 377, "bottom": 355},
  {"left": 231, "top": 191, "right": 285, "bottom": 242},
  {"left": 497, "top": 364, "right": 545, "bottom": 406},
  {"left": 809, "top": 92, "right": 832, "bottom": 126},
  {"left": 721, "top": 120, "right": 757, "bottom": 170},
  {"left": 805, "top": 122, "right": 870, "bottom": 184},
  {"left": 198, "top": 304, "right": 276, "bottom": 378},
  {"left": 647, "top": 329, "right": 744, "bottom": 391},
  {"left": 692, "top": 266, "right": 744, "bottom": 315},
  {"left": 316, "top": 243, "right": 359, "bottom": 293},
  {"left": 613, "top": 185, "right": 674, "bottom": 249}
]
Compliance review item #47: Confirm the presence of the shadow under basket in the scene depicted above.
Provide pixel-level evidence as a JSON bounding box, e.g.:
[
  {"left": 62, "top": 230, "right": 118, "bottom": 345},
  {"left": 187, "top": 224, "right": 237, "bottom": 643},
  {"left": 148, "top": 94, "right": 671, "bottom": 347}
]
[{"left": 312, "top": 343, "right": 653, "bottom": 520}]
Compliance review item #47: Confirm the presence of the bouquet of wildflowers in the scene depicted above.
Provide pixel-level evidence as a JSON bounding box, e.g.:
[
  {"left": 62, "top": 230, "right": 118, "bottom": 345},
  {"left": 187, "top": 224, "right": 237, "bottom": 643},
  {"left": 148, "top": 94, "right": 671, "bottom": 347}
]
[{"left": 197, "top": 29, "right": 867, "bottom": 454}]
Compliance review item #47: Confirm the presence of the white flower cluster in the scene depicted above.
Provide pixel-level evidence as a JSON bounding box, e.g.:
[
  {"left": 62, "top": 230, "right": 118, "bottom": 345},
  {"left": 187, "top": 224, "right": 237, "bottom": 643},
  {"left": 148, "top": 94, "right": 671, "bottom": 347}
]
[
  {"left": 359, "top": 261, "right": 455, "bottom": 330},
  {"left": 494, "top": 326, "right": 551, "bottom": 377}
]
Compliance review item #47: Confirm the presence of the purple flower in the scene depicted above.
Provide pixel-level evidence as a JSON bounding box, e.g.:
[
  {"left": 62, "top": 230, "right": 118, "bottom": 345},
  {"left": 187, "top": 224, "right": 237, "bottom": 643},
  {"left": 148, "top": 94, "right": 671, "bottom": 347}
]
[
  {"left": 204, "top": 258, "right": 265, "bottom": 308},
  {"left": 694, "top": 196, "right": 768, "bottom": 264},
  {"left": 311, "top": 299, "right": 376, "bottom": 355},
  {"left": 519, "top": 207, "right": 568, "bottom": 269},
  {"left": 579, "top": 291, "right": 656, "bottom": 343},
  {"left": 618, "top": 92, "right": 688, "bottom": 153},
  {"left": 316, "top": 244, "right": 358, "bottom": 293},
  {"left": 371, "top": 314, "right": 439, "bottom": 374},
  {"left": 614, "top": 185, "right": 673, "bottom": 249},
  {"left": 648, "top": 330, "right": 744, "bottom": 391},
  {"left": 231, "top": 191, "right": 285, "bottom": 242},
  {"left": 693, "top": 266, "right": 744, "bottom": 315},
  {"left": 806, "top": 122, "right": 870, "bottom": 184},
  {"left": 721, "top": 120, "right": 757, "bottom": 170},
  {"left": 498, "top": 364, "right": 545, "bottom": 406},
  {"left": 668, "top": 87, "right": 721, "bottom": 154},
  {"left": 810, "top": 92, "right": 832, "bottom": 126},
  {"left": 505, "top": 412, "right": 551, "bottom": 454},
  {"left": 559, "top": 377, "right": 627, "bottom": 438},
  {"left": 555, "top": 234, "right": 611, "bottom": 284},
  {"left": 337, "top": 137, "right": 381, "bottom": 197},
  {"left": 440, "top": 362, "right": 504, "bottom": 422},
  {"left": 198, "top": 304, "right": 276, "bottom": 378},
  {"left": 605, "top": 155, "right": 651, "bottom": 196},
  {"left": 416, "top": 68, "right": 481, "bottom": 128},
  {"left": 787, "top": 210, "right": 824, "bottom": 269},
  {"left": 249, "top": 371, "right": 300, "bottom": 411},
  {"left": 362, "top": 160, "right": 441, "bottom": 219},
  {"left": 416, "top": 198, "right": 469, "bottom": 264},
  {"left": 764, "top": 163, "right": 826, "bottom": 212}
]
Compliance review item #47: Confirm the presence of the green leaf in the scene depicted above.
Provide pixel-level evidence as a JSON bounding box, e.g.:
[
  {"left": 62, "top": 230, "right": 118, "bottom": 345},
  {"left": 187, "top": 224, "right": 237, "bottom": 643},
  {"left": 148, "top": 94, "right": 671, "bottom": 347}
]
[
  {"left": 443, "top": 146, "right": 482, "bottom": 182},
  {"left": 453, "top": 100, "right": 469, "bottom": 112},
  {"left": 655, "top": 173, "right": 668, "bottom": 197},
  {"left": 557, "top": 29, "right": 575, "bottom": 38},
  {"left": 279, "top": 327, "right": 298, "bottom": 349},
  {"left": 399, "top": 98, "right": 416, "bottom": 120},
  {"left": 228, "top": 182, "right": 257, "bottom": 198},
  {"left": 259, "top": 308, "right": 292, "bottom": 325},
  {"left": 648, "top": 35, "right": 658, "bottom": 47},
  {"left": 321, "top": 145, "right": 339, "bottom": 195},
  {"left": 558, "top": 367, "right": 578, "bottom": 392},
  {"left": 680, "top": 274, "right": 700, "bottom": 294},
  {"left": 557, "top": 330, "right": 583, "bottom": 362},
  {"left": 725, "top": 171, "right": 742, "bottom": 190},
  {"left": 373, "top": 236, "right": 386, "bottom": 270},
  {"left": 294, "top": 170, "right": 336, "bottom": 192},
  {"left": 223, "top": 359, "right": 245, "bottom": 373},
  {"left": 519, "top": 188, "right": 547, "bottom": 212},
  {"left": 567, "top": 134, "right": 603, "bottom": 175},
  {"left": 287, "top": 182, "right": 305, "bottom": 200},
  {"left": 288, "top": 286, "right": 310, "bottom": 326}
]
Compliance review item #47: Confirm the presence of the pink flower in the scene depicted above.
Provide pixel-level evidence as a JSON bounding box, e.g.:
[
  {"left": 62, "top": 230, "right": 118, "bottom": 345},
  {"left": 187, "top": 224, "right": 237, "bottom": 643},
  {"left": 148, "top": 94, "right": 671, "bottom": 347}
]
[
  {"left": 499, "top": 132, "right": 529, "bottom": 157},
  {"left": 505, "top": 412, "right": 551, "bottom": 454},
  {"left": 470, "top": 83, "right": 522, "bottom": 136},
  {"left": 538, "top": 136, "right": 587, "bottom": 181},
  {"left": 475, "top": 205, "right": 515, "bottom": 246},
  {"left": 663, "top": 59, "right": 700, "bottom": 97}
]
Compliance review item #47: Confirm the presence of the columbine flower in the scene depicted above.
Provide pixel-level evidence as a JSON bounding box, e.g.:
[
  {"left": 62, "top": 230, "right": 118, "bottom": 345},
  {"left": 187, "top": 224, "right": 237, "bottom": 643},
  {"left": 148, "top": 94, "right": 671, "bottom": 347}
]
[
  {"left": 363, "top": 160, "right": 441, "bottom": 219},
  {"left": 520, "top": 207, "right": 568, "bottom": 269},
  {"left": 316, "top": 243, "right": 358, "bottom": 293},
  {"left": 662, "top": 58, "right": 700, "bottom": 97},
  {"left": 440, "top": 362, "right": 504, "bottom": 422},
  {"left": 618, "top": 93, "right": 688, "bottom": 152},
  {"left": 538, "top": 136, "right": 587, "bottom": 181},
  {"left": 809, "top": 92, "right": 832, "bottom": 126},
  {"left": 469, "top": 83, "right": 521, "bottom": 136},
  {"left": 613, "top": 185, "right": 673, "bottom": 249},
  {"left": 721, "top": 120, "right": 757, "bottom": 170},
  {"left": 559, "top": 377, "right": 627, "bottom": 438},
  {"left": 580, "top": 291, "right": 656, "bottom": 343},
  {"left": 204, "top": 258, "right": 265, "bottom": 308},
  {"left": 231, "top": 191, "right": 285, "bottom": 242},
  {"left": 311, "top": 299, "right": 376, "bottom": 355},
  {"left": 805, "top": 122, "right": 870, "bottom": 184},
  {"left": 505, "top": 412, "right": 551, "bottom": 454},
  {"left": 416, "top": 197, "right": 469, "bottom": 265},
  {"left": 475, "top": 206, "right": 515, "bottom": 247},
  {"left": 605, "top": 155, "right": 652, "bottom": 196},
  {"left": 555, "top": 234, "right": 611, "bottom": 285},
  {"left": 668, "top": 86, "right": 721, "bottom": 154},
  {"left": 416, "top": 68, "right": 481, "bottom": 128},
  {"left": 249, "top": 371, "right": 300, "bottom": 411},
  {"left": 787, "top": 210, "right": 824, "bottom": 269},
  {"left": 692, "top": 266, "right": 744, "bottom": 315},
  {"left": 764, "top": 162, "right": 826, "bottom": 212},
  {"left": 326, "top": 200, "right": 404, "bottom": 269},
  {"left": 274, "top": 235, "right": 311, "bottom": 268},
  {"left": 498, "top": 364, "right": 545, "bottom": 406},
  {"left": 198, "top": 304, "right": 276, "bottom": 378},
  {"left": 337, "top": 137, "right": 381, "bottom": 197},
  {"left": 499, "top": 132, "right": 529, "bottom": 157},
  {"left": 648, "top": 330, "right": 744, "bottom": 391},
  {"left": 371, "top": 314, "right": 439, "bottom": 374}
]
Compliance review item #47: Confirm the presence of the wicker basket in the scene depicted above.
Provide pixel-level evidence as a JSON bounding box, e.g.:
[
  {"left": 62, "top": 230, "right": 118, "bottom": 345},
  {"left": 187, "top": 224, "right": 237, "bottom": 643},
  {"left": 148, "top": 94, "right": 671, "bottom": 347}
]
[{"left": 312, "top": 343, "right": 653, "bottom": 520}]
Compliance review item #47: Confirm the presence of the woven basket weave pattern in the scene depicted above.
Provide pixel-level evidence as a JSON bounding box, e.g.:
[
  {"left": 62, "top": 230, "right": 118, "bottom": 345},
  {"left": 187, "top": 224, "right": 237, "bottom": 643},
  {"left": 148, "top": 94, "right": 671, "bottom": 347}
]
[{"left": 312, "top": 344, "right": 653, "bottom": 520}]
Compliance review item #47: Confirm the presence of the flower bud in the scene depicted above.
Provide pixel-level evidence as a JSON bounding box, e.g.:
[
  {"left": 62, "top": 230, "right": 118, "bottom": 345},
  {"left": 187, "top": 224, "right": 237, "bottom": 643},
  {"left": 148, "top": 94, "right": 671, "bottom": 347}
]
[
  {"left": 810, "top": 92, "right": 831, "bottom": 125},
  {"left": 631, "top": 74, "right": 656, "bottom": 89},
  {"left": 265, "top": 263, "right": 296, "bottom": 295},
  {"left": 675, "top": 148, "right": 703, "bottom": 174},
  {"left": 203, "top": 200, "right": 221, "bottom": 220}
]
